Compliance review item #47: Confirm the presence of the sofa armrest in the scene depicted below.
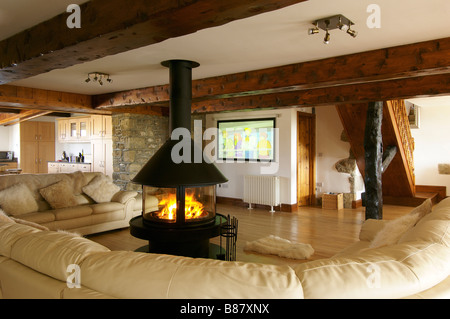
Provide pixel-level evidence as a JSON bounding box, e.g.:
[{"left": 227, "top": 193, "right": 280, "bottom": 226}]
[
  {"left": 112, "top": 191, "right": 138, "bottom": 204},
  {"left": 359, "top": 219, "right": 388, "bottom": 242}
]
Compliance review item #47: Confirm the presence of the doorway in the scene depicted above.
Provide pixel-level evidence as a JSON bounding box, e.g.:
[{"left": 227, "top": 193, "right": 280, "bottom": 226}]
[{"left": 297, "top": 111, "right": 316, "bottom": 206}]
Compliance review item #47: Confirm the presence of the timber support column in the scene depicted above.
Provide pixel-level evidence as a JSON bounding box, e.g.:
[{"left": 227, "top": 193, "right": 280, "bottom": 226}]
[{"left": 364, "top": 101, "right": 383, "bottom": 220}]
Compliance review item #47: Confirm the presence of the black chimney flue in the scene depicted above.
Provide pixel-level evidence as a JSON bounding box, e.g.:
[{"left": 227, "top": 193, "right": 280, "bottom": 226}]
[
  {"left": 162, "top": 60, "right": 200, "bottom": 133},
  {"left": 132, "top": 59, "right": 228, "bottom": 188}
]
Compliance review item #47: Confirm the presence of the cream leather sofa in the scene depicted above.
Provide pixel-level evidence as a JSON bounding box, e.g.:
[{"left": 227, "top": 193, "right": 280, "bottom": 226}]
[
  {"left": 0, "top": 171, "right": 147, "bottom": 235},
  {"left": 0, "top": 195, "right": 448, "bottom": 299}
]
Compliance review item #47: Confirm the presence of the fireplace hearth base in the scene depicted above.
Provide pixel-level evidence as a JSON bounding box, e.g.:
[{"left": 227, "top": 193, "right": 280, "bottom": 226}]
[{"left": 129, "top": 214, "right": 227, "bottom": 258}]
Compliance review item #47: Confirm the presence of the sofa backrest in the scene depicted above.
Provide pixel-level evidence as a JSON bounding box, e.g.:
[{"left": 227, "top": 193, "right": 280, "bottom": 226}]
[{"left": 0, "top": 171, "right": 102, "bottom": 212}]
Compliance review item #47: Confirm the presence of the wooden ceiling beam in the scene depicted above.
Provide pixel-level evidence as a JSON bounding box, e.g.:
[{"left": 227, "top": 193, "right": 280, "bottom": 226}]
[
  {"left": 0, "top": 85, "right": 109, "bottom": 115},
  {"left": 95, "top": 37, "right": 450, "bottom": 110},
  {"left": 0, "top": 109, "right": 52, "bottom": 126},
  {"left": 0, "top": 0, "right": 307, "bottom": 84},
  {"left": 190, "top": 73, "right": 450, "bottom": 113}
]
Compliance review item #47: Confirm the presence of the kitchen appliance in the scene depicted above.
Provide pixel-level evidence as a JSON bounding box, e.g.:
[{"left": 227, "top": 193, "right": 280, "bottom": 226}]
[{"left": 0, "top": 151, "right": 13, "bottom": 161}]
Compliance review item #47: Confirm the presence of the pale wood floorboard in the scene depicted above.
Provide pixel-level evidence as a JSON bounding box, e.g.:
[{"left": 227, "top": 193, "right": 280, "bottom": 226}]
[{"left": 86, "top": 203, "right": 413, "bottom": 267}]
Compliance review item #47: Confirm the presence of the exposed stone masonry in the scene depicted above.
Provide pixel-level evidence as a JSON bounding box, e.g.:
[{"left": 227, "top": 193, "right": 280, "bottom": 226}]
[{"left": 112, "top": 113, "right": 206, "bottom": 191}]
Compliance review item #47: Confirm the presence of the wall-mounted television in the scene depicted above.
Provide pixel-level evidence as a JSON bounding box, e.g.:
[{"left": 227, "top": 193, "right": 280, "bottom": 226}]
[{"left": 217, "top": 118, "right": 276, "bottom": 161}]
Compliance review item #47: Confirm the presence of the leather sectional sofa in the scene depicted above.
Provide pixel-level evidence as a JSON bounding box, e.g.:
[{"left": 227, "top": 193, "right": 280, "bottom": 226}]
[
  {"left": 0, "top": 192, "right": 448, "bottom": 298},
  {"left": 0, "top": 171, "right": 154, "bottom": 235}
]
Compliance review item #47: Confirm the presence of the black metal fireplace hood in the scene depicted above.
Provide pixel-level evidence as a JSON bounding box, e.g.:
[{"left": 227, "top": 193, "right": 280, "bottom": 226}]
[{"left": 132, "top": 59, "right": 228, "bottom": 188}]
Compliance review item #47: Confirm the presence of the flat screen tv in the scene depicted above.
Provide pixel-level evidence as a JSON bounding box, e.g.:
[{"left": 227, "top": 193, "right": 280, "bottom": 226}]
[{"left": 217, "top": 118, "right": 276, "bottom": 161}]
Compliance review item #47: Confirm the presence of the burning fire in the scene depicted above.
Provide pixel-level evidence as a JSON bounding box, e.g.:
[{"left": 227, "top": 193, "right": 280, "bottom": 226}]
[{"left": 156, "top": 193, "right": 207, "bottom": 220}]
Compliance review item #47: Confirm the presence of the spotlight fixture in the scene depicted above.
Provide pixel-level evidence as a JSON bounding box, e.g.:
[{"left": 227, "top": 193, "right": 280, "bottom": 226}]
[
  {"left": 308, "top": 22, "right": 319, "bottom": 35},
  {"left": 324, "top": 30, "right": 331, "bottom": 44},
  {"left": 308, "top": 14, "right": 357, "bottom": 44},
  {"left": 85, "top": 72, "right": 112, "bottom": 85}
]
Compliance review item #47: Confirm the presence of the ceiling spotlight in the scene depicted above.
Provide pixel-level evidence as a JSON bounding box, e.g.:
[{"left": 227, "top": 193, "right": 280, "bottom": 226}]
[
  {"left": 85, "top": 72, "right": 113, "bottom": 86},
  {"left": 323, "top": 30, "right": 331, "bottom": 44},
  {"left": 308, "top": 14, "right": 357, "bottom": 44},
  {"left": 308, "top": 22, "right": 319, "bottom": 35},
  {"left": 347, "top": 27, "right": 358, "bottom": 38}
]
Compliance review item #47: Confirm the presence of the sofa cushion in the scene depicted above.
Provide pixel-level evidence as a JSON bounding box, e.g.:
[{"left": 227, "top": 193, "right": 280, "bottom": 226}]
[
  {"left": 80, "top": 251, "right": 303, "bottom": 299},
  {"left": 90, "top": 202, "right": 124, "bottom": 215},
  {"left": 0, "top": 222, "right": 42, "bottom": 258},
  {"left": 399, "top": 198, "right": 450, "bottom": 247},
  {"left": 369, "top": 199, "right": 432, "bottom": 248},
  {"left": 39, "top": 180, "right": 78, "bottom": 209},
  {"left": 0, "top": 209, "right": 14, "bottom": 223},
  {"left": 0, "top": 183, "right": 39, "bottom": 216},
  {"left": 10, "top": 230, "right": 110, "bottom": 282},
  {"left": 294, "top": 241, "right": 450, "bottom": 299},
  {"left": 82, "top": 175, "right": 120, "bottom": 203},
  {"left": 16, "top": 211, "right": 55, "bottom": 224},
  {"left": 53, "top": 205, "right": 93, "bottom": 221}
]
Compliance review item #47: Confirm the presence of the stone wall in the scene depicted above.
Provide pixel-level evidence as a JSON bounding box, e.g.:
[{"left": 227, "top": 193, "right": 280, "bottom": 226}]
[
  {"left": 112, "top": 113, "right": 206, "bottom": 191},
  {"left": 112, "top": 113, "right": 169, "bottom": 191}
]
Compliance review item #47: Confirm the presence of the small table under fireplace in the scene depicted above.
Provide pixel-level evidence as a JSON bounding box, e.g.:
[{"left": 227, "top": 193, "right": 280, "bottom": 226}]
[{"left": 129, "top": 214, "right": 228, "bottom": 259}]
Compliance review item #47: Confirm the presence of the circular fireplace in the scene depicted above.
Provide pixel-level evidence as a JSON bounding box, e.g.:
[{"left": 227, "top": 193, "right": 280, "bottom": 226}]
[{"left": 142, "top": 185, "right": 216, "bottom": 228}]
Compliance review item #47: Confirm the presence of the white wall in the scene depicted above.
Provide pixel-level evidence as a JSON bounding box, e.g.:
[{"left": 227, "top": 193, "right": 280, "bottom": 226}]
[
  {"left": 410, "top": 104, "right": 450, "bottom": 195},
  {"left": 206, "top": 108, "right": 301, "bottom": 205},
  {"left": 315, "top": 105, "right": 364, "bottom": 199},
  {"left": 0, "top": 126, "right": 10, "bottom": 150}
]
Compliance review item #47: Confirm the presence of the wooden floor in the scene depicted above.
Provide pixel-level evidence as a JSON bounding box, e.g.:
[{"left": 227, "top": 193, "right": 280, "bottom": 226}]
[{"left": 87, "top": 203, "right": 413, "bottom": 267}]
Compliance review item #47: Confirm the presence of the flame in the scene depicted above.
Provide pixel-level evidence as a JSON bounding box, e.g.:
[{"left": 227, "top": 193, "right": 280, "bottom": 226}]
[{"left": 156, "top": 193, "right": 206, "bottom": 220}]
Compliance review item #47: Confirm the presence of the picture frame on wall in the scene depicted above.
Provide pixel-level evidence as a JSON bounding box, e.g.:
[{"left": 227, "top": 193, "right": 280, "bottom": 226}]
[{"left": 408, "top": 104, "right": 420, "bottom": 129}]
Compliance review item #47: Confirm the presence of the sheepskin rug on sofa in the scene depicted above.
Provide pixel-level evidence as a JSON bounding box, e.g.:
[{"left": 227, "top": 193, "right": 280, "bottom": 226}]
[{"left": 244, "top": 235, "right": 314, "bottom": 260}]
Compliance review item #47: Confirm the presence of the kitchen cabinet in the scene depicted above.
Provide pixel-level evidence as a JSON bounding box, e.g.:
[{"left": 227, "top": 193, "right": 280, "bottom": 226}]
[
  {"left": 90, "top": 115, "right": 112, "bottom": 139},
  {"left": 91, "top": 138, "right": 113, "bottom": 177},
  {"left": 68, "top": 117, "right": 90, "bottom": 142},
  {"left": 48, "top": 162, "right": 91, "bottom": 173},
  {"left": 20, "top": 121, "right": 55, "bottom": 174},
  {"left": 57, "top": 115, "right": 112, "bottom": 143}
]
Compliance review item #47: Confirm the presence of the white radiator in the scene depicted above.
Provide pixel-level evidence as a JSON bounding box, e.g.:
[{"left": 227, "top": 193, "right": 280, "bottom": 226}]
[{"left": 244, "top": 175, "right": 280, "bottom": 212}]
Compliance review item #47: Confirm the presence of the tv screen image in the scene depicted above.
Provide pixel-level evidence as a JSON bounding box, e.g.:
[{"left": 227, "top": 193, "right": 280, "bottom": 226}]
[{"left": 217, "top": 118, "right": 276, "bottom": 161}]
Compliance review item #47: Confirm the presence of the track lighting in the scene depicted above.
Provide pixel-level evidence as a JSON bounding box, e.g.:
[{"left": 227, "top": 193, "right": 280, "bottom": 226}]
[
  {"left": 347, "top": 27, "right": 358, "bottom": 38},
  {"left": 324, "top": 30, "right": 331, "bottom": 44},
  {"left": 308, "top": 22, "right": 319, "bottom": 35},
  {"left": 308, "top": 14, "right": 357, "bottom": 44},
  {"left": 85, "top": 72, "right": 112, "bottom": 86}
]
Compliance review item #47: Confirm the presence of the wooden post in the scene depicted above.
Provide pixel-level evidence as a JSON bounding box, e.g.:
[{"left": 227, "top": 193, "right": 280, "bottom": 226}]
[{"left": 364, "top": 101, "right": 383, "bottom": 220}]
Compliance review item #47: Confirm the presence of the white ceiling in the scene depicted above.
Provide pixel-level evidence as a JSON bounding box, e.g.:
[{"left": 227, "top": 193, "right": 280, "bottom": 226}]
[{"left": 2, "top": 0, "right": 450, "bottom": 107}]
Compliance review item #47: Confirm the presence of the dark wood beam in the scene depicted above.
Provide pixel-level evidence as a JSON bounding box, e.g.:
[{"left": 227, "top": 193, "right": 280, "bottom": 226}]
[
  {"left": 0, "top": 0, "right": 307, "bottom": 84},
  {"left": 0, "top": 85, "right": 109, "bottom": 114},
  {"left": 188, "top": 73, "right": 450, "bottom": 113},
  {"left": 95, "top": 37, "right": 450, "bottom": 110}
]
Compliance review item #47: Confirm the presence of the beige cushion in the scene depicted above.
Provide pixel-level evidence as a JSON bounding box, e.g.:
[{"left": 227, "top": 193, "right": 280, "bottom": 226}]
[
  {"left": 0, "top": 222, "right": 41, "bottom": 258},
  {"left": 83, "top": 175, "right": 120, "bottom": 203},
  {"left": 0, "top": 209, "right": 14, "bottom": 223},
  {"left": 10, "top": 218, "right": 49, "bottom": 231},
  {"left": 39, "top": 180, "right": 78, "bottom": 209},
  {"left": 0, "top": 183, "right": 39, "bottom": 216},
  {"left": 81, "top": 251, "right": 303, "bottom": 299},
  {"left": 370, "top": 199, "right": 432, "bottom": 248},
  {"left": 16, "top": 211, "right": 55, "bottom": 224},
  {"left": 52, "top": 205, "right": 93, "bottom": 221},
  {"left": 90, "top": 202, "right": 124, "bottom": 215},
  {"left": 10, "top": 230, "right": 110, "bottom": 282}
]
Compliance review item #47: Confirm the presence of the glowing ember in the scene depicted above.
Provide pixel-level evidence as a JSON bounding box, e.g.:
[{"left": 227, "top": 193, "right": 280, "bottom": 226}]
[{"left": 155, "top": 193, "right": 207, "bottom": 220}]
